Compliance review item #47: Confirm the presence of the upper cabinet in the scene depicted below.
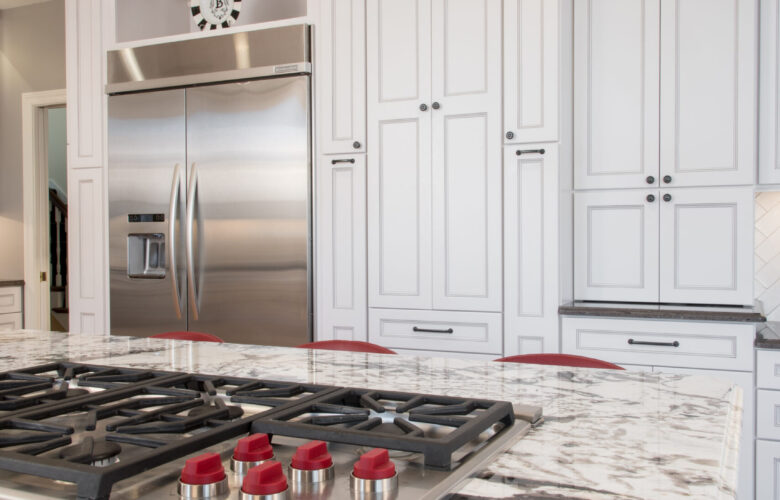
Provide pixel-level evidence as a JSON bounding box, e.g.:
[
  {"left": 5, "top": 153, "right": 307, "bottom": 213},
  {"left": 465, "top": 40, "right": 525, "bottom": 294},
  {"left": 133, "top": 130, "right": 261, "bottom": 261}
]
[
  {"left": 575, "top": 0, "right": 757, "bottom": 189},
  {"left": 317, "top": 0, "right": 366, "bottom": 154},
  {"left": 503, "top": 0, "right": 559, "bottom": 144},
  {"left": 760, "top": 0, "right": 780, "bottom": 184}
]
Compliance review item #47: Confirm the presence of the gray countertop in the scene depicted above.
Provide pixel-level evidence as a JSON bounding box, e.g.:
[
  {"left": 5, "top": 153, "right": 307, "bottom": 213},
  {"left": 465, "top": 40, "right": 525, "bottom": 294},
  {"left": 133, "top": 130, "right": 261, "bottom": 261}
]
[
  {"left": 0, "top": 280, "right": 24, "bottom": 287},
  {"left": 756, "top": 322, "right": 780, "bottom": 348},
  {"left": 559, "top": 301, "right": 766, "bottom": 323}
]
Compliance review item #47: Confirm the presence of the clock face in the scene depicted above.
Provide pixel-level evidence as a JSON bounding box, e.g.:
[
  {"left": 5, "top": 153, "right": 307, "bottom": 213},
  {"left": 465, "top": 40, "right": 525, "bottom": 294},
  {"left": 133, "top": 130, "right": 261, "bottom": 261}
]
[{"left": 190, "top": 0, "right": 242, "bottom": 30}]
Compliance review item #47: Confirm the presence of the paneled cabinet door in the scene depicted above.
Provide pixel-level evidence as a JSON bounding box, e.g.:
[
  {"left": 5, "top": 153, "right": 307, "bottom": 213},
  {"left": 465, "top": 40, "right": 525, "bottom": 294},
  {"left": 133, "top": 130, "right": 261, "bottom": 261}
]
[
  {"left": 367, "top": 0, "right": 432, "bottom": 310},
  {"left": 573, "top": 0, "right": 660, "bottom": 190},
  {"left": 760, "top": 0, "right": 780, "bottom": 184},
  {"left": 431, "top": 0, "right": 501, "bottom": 312},
  {"left": 503, "top": 0, "right": 558, "bottom": 144},
  {"left": 659, "top": 0, "right": 756, "bottom": 187},
  {"left": 757, "top": 440, "right": 780, "bottom": 500},
  {"left": 504, "top": 145, "right": 559, "bottom": 355},
  {"left": 317, "top": 0, "right": 366, "bottom": 154},
  {"left": 574, "top": 190, "right": 660, "bottom": 302},
  {"left": 316, "top": 155, "right": 367, "bottom": 341},
  {"left": 658, "top": 187, "right": 753, "bottom": 305}
]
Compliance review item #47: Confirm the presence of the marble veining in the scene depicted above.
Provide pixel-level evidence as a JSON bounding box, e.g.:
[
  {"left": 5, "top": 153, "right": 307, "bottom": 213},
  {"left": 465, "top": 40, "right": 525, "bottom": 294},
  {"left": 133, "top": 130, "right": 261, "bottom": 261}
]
[{"left": 0, "top": 331, "right": 741, "bottom": 499}]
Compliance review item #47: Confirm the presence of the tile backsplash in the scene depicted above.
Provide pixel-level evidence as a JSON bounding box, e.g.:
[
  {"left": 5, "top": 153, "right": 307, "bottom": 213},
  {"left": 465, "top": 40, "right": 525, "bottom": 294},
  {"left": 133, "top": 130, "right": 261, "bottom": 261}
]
[{"left": 756, "top": 192, "right": 780, "bottom": 320}]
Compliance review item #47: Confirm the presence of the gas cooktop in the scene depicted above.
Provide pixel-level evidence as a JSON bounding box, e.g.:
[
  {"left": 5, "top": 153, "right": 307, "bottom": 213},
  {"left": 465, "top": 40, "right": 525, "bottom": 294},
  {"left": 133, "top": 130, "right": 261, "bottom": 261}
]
[{"left": 0, "top": 362, "right": 542, "bottom": 499}]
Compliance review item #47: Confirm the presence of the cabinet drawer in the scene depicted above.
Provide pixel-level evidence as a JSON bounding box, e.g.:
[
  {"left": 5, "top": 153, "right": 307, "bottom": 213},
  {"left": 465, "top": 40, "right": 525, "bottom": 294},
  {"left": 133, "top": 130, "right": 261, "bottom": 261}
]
[
  {"left": 758, "top": 390, "right": 780, "bottom": 440},
  {"left": 392, "top": 348, "right": 498, "bottom": 361},
  {"left": 757, "top": 440, "right": 780, "bottom": 500},
  {"left": 0, "top": 312, "right": 22, "bottom": 331},
  {"left": 0, "top": 287, "right": 22, "bottom": 314},
  {"left": 369, "top": 309, "right": 502, "bottom": 355},
  {"left": 758, "top": 350, "right": 780, "bottom": 390},
  {"left": 561, "top": 317, "right": 753, "bottom": 371}
]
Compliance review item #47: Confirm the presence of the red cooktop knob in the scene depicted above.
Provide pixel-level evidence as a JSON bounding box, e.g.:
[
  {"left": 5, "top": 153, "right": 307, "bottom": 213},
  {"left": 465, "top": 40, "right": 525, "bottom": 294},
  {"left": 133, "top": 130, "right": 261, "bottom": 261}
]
[
  {"left": 291, "top": 440, "right": 333, "bottom": 470},
  {"left": 242, "top": 460, "right": 288, "bottom": 495},
  {"left": 352, "top": 448, "right": 396, "bottom": 480},
  {"left": 233, "top": 433, "right": 274, "bottom": 462},
  {"left": 180, "top": 452, "right": 226, "bottom": 485}
]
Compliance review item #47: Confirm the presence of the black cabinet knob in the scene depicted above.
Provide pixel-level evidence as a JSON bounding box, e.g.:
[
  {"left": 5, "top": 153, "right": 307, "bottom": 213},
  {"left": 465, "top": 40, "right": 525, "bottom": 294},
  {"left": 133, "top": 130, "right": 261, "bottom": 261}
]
[
  {"left": 646, "top": 176, "right": 655, "bottom": 184},
  {"left": 352, "top": 141, "right": 361, "bottom": 149},
  {"left": 663, "top": 193, "right": 672, "bottom": 202},
  {"left": 506, "top": 131, "right": 514, "bottom": 140},
  {"left": 646, "top": 194, "right": 655, "bottom": 202},
  {"left": 419, "top": 103, "right": 428, "bottom": 111},
  {"left": 663, "top": 175, "right": 672, "bottom": 184},
  {"left": 432, "top": 102, "right": 440, "bottom": 110}
]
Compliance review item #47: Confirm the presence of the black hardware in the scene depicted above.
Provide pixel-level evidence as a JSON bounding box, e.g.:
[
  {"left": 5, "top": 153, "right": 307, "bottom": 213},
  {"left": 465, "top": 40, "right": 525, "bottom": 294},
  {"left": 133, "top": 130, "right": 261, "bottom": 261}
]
[
  {"left": 646, "top": 176, "right": 655, "bottom": 184},
  {"left": 419, "top": 103, "right": 428, "bottom": 111},
  {"left": 412, "top": 327, "right": 453, "bottom": 334},
  {"left": 646, "top": 194, "right": 655, "bottom": 202},
  {"left": 663, "top": 193, "right": 672, "bottom": 202},
  {"left": 506, "top": 131, "right": 514, "bottom": 140},
  {"left": 516, "top": 149, "right": 546, "bottom": 156},
  {"left": 352, "top": 141, "right": 361, "bottom": 149},
  {"left": 331, "top": 159, "right": 356, "bottom": 165},
  {"left": 432, "top": 102, "right": 440, "bottom": 110},
  {"left": 663, "top": 175, "right": 672, "bottom": 184},
  {"left": 628, "top": 339, "right": 680, "bottom": 347}
]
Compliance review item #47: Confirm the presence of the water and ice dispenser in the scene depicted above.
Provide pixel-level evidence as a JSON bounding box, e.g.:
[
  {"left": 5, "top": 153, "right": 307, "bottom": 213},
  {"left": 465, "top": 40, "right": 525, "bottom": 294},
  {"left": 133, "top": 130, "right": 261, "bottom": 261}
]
[{"left": 127, "top": 233, "right": 166, "bottom": 279}]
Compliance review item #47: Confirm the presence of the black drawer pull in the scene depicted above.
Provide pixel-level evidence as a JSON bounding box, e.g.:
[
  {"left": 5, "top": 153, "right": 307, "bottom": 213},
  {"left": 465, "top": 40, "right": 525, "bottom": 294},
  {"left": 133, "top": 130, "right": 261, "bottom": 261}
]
[
  {"left": 331, "top": 158, "right": 355, "bottom": 164},
  {"left": 628, "top": 339, "right": 680, "bottom": 347},
  {"left": 413, "top": 327, "right": 454, "bottom": 334},
  {"left": 516, "top": 149, "right": 545, "bottom": 156}
]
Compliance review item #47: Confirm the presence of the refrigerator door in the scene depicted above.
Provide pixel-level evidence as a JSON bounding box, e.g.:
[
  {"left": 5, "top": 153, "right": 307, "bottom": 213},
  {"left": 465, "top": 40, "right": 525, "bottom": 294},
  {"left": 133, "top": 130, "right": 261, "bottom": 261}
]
[
  {"left": 185, "top": 77, "right": 311, "bottom": 345},
  {"left": 108, "top": 89, "right": 188, "bottom": 336}
]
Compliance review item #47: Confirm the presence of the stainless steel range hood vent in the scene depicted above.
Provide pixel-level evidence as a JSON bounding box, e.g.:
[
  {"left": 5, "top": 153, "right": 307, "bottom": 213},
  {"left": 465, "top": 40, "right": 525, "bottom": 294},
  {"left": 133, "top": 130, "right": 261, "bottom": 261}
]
[{"left": 106, "top": 25, "right": 311, "bottom": 94}]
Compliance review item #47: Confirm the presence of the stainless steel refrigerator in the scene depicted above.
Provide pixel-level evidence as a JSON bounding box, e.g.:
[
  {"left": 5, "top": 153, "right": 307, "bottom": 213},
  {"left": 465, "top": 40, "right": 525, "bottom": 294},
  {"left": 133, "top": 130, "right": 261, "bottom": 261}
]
[{"left": 107, "top": 26, "right": 312, "bottom": 346}]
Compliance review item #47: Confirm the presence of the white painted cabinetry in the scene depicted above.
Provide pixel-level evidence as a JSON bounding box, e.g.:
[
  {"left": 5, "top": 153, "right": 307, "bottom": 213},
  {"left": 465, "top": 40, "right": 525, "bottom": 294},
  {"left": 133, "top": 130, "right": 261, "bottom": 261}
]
[
  {"left": 316, "top": 155, "right": 367, "bottom": 342},
  {"left": 504, "top": 145, "right": 559, "bottom": 354},
  {"left": 756, "top": 349, "right": 780, "bottom": 500},
  {"left": 503, "top": 0, "right": 559, "bottom": 144},
  {"left": 317, "top": 0, "right": 366, "bottom": 154},
  {"left": 760, "top": 0, "right": 780, "bottom": 184},
  {"left": 0, "top": 286, "right": 23, "bottom": 331},
  {"left": 757, "top": 440, "right": 780, "bottom": 500}
]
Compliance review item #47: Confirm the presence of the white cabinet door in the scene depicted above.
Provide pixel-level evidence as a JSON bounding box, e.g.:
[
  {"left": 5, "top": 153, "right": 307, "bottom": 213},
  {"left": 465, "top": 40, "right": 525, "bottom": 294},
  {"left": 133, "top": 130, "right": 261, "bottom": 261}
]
[
  {"left": 760, "top": 0, "right": 780, "bottom": 184},
  {"left": 504, "top": 145, "right": 559, "bottom": 355},
  {"left": 757, "top": 440, "right": 780, "bottom": 500},
  {"left": 367, "top": 0, "right": 432, "bottom": 310},
  {"left": 317, "top": 0, "right": 366, "bottom": 154},
  {"left": 573, "top": 0, "right": 660, "bottom": 190},
  {"left": 316, "top": 154, "right": 367, "bottom": 341},
  {"left": 430, "top": 0, "right": 501, "bottom": 313},
  {"left": 658, "top": 187, "right": 753, "bottom": 305},
  {"left": 574, "top": 190, "right": 660, "bottom": 302},
  {"left": 659, "top": 0, "right": 756, "bottom": 187},
  {"left": 0, "top": 313, "right": 22, "bottom": 331},
  {"left": 653, "top": 366, "right": 754, "bottom": 500},
  {"left": 503, "top": 0, "right": 558, "bottom": 144}
]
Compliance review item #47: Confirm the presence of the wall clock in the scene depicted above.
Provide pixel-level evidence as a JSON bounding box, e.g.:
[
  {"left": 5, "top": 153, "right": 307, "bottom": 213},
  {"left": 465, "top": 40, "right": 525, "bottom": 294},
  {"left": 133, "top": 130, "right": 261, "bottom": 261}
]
[{"left": 190, "top": 0, "right": 242, "bottom": 30}]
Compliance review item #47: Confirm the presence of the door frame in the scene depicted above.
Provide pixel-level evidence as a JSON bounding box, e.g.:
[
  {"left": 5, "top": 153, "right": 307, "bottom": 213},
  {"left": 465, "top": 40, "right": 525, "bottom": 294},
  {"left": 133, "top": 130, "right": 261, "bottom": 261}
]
[{"left": 22, "top": 89, "right": 67, "bottom": 330}]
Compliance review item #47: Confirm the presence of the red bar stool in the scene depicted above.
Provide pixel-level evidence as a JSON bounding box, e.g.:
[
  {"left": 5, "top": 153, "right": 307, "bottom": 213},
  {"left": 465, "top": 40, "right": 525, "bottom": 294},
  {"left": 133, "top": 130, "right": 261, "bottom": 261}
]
[
  {"left": 151, "top": 331, "right": 225, "bottom": 343},
  {"left": 296, "top": 340, "right": 397, "bottom": 354},
  {"left": 495, "top": 353, "right": 623, "bottom": 370}
]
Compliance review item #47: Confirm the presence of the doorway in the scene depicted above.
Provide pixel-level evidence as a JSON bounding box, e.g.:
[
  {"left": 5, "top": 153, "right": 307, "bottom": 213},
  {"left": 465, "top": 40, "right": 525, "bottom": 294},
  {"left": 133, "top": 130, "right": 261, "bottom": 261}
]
[{"left": 46, "top": 107, "right": 68, "bottom": 331}]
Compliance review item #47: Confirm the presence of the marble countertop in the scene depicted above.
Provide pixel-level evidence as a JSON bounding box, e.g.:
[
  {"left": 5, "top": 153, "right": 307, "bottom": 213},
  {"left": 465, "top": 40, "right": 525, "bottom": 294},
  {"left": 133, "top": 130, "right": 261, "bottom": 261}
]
[
  {"left": 559, "top": 301, "right": 765, "bottom": 323},
  {"left": 756, "top": 321, "right": 780, "bottom": 348},
  {"left": 0, "top": 330, "right": 742, "bottom": 499}
]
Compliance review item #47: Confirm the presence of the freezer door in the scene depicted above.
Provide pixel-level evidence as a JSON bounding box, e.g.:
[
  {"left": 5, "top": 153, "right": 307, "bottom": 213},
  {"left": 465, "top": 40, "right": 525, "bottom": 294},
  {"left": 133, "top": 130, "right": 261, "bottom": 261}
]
[
  {"left": 108, "top": 90, "right": 188, "bottom": 336},
  {"left": 185, "top": 77, "right": 311, "bottom": 345}
]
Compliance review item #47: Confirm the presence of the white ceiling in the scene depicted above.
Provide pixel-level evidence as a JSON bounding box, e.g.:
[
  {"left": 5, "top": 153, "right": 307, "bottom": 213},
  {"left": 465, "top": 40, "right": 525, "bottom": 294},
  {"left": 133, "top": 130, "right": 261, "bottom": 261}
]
[{"left": 0, "top": 0, "right": 51, "bottom": 10}]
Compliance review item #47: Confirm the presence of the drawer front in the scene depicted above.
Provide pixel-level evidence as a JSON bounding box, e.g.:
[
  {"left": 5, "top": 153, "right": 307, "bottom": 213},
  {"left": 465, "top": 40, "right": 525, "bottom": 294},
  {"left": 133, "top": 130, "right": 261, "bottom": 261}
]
[
  {"left": 757, "top": 440, "right": 780, "bottom": 500},
  {"left": 758, "top": 390, "right": 780, "bottom": 440},
  {"left": 561, "top": 317, "right": 753, "bottom": 371},
  {"left": 369, "top": 309, "right": 502, "bottom": 355},
  {"left": 0, "top": 287, "right": 22, "bottom": 315},
  {"left": 0, "top": 312, "right": 22, "bottom": 331},
  {"left": 392, "top": 348, "right": 498, "bottom": 361},
  {"left": 758, "top": 350, "right": 780, "bottom": 390}
]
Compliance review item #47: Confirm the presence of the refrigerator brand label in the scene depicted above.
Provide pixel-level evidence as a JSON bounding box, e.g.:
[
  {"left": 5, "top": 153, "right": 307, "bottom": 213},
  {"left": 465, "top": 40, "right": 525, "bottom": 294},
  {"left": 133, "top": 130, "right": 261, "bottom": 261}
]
[{"left": 274, "top": 64, "right": 299, "bottom": 74}]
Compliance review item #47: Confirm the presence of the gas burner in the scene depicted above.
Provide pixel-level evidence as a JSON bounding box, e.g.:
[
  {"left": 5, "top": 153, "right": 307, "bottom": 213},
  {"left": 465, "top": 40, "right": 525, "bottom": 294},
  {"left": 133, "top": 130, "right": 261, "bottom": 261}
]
[
  {"left": 188, "top": 402, "right": 244, "bottom": 420},
  {"left": 59, "top": 437, "right": 122, "bottom": 466}
]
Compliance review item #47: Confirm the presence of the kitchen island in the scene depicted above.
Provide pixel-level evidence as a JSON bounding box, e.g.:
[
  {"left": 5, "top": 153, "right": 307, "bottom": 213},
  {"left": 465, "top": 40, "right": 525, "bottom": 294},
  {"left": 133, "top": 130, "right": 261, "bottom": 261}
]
[{"left": 0, "top": 330, "right": 741, "bottom": 499}]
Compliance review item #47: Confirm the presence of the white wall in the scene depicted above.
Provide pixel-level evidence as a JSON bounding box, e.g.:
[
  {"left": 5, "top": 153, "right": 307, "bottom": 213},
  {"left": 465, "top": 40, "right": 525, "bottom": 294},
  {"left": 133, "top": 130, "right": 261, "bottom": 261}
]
[
  {"left": 47, "top": 106, "right": 67, "bottom": 200},
  {"left": 0, "top": 0, "right": 65, "bottom": 279}
]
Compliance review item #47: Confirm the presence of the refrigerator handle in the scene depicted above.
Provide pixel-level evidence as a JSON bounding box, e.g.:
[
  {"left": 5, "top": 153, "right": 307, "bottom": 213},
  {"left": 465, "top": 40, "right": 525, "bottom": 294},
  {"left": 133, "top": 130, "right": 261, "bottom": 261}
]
[
  {"left": 186, "top": 162, "right": 200, "bottom": 320},
  {"left": 168, "top": 164, "right": 183, "bottom": 319}
]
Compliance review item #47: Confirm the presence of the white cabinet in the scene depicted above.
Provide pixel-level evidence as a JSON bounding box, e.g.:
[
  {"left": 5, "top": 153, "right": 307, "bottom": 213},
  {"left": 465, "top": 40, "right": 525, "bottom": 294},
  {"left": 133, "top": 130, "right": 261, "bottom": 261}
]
[
  {"left": 317, "top": 0, "right": 366, "bottom": 154},
  {"left": 756, "top": 350, "right": 780, "bottom": 500},
  {"left": 575, "top": 187, "right": 753, "bottom": 305},
  {"left": 316, "top": 154, "right": 367, "bottom": 341},
  {"left": 367, "top": 0, "right": 502, "bottom": 313},
  {"left": 0, "top": 313, "right": 22, "bottom": 332},
  {"left": 503, "top": 0, "right": 559, "bottom": 144},
  {"left": 760, "top": 0, "right": 780, "bottom": 184},
  {"left": 658, "top": 187, "right": 753, "bottom": 306},
  {"left": 574, "top": 0, "right": 756, "bottom": 189},
  {"left": 504, "top": 145, "right": 559, "bottom": 355},
  {"left": 0, "top": 286, "right": 23, "bottom": 331},
  {"left": 574, "top": 190, "right": 659, "bottom": 302},
  {"left": 757, "top": 440, "right": 780, "bottom": 500}
]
